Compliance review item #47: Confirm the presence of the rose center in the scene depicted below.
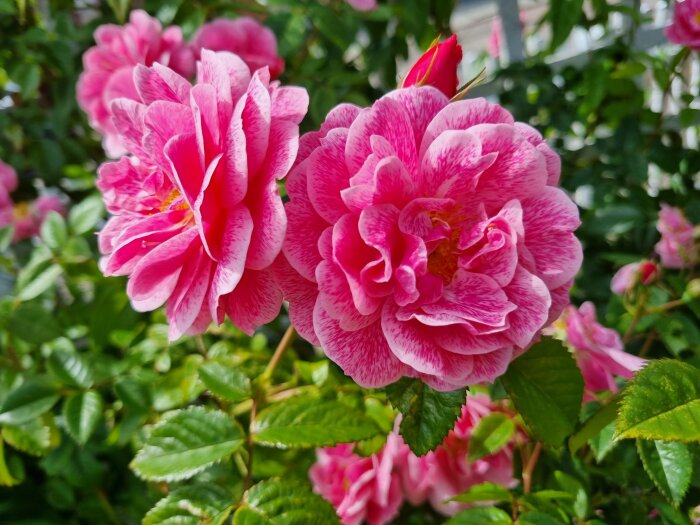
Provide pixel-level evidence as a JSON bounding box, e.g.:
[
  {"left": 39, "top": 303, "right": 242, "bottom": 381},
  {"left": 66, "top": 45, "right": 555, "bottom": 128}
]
[
  {"left": 695, "top": 12, "right": 700, "bottom": 24},
  {"left": 160, "top": 188, "right": 189, "bottom": 212}
]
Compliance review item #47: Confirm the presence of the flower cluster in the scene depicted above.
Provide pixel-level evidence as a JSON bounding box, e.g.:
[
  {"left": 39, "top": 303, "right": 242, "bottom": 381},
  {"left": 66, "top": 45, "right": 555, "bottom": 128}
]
[
  {"left": 77, "top": 10, "right": 284, "bottom": 157},
  {"left": 96, "top": 50, "right": 307, "bottom": 340},
  {"left": 310, "top": 394, "right": 520, "bottom": 524},
  {"left": 562, "top": 302, "right": 646, "bottom": 397},
  {"left": 0, "top": 160, "right": 67, "bottom": 243}
]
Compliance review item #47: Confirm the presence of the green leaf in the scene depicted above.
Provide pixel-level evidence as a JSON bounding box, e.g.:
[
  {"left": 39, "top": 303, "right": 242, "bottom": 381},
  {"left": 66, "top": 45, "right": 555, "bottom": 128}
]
[
  {"left": 0, "top": 226, "right": 14, "bottom": 252},
  {"left": 131, "top": 407, "right": 245, "bottom": 481},
  {"left": 518, "top": 511, "right": 565, "bottom": 525},
  {"left": 114, "top": 378, "right": 151, "bottom": 413},
  {"left": 144, "top": 484, "right": 232, "bottom": 525},
  {"left": 233, "top": 478, "right": 339, "bottom": 524},
  {"left": 16, "top": 263, "right": 62, "bottom": 301},
  {"left": 444, "top": 506, "right": 512, "bottom": 525},
  {"left": 68, "top": 194, "right": 104, "bottom": 235},
  {"left": 253, "top": 396, "right": 381, "bottom": 449},
  {"left": 47, "top": 349, "right": 94, "bottom": 388},
  {"left": 637, "top": 439, "right": 692, "bottom": 506},
  {"left": 198, "top": 360, "right": 251, "bottom": 403},
  {"left": 616, "top": 360, "right": 700, "bottom": 442},
  {"left": 386, "top": 377, "right": 465, "bottom": 456},
  {"left": 0, "top": 438, "right": 21, "bottom": 487},
  {"left": 62, "top": 392, "right": 103, "bottom": 445},
  {"left": 549, "top": 0, "right": 584, "bottom": 51},
  {"left": 468, "top": 413, "right": 515, "bottom": 462},
  {"left": 11, "top": 62, "right": 41, "bottom": 99},
  {"left": 2, "top": 418, "right": 51, "bottom": 456},
  {"left": 569, "top": 396, "right": 620, "bottom": 454},
  {"left": 501, "top": 338, "right": 583, "bottom": 448},
  {"left": 450, "top": 482, "right": 513, "bottom": 504},
  {"left": 0, "top": 378, "right": 59, "bottom": 425},
  {"left": 40, "top": 211, "right": 68, "bottom": 251},
  {"left": 554, "top": 471, "right": 588, "bottom": 519},
  {"left": 8, "top": 302, "right": 61, "bottom": 344}
]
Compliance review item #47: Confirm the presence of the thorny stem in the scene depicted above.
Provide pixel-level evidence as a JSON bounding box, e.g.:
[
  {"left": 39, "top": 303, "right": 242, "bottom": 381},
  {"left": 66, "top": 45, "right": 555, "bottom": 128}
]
[
  {"left": 262, "top": 325, "right": 296, "bottom": 382},
  {"left": 646, "top": 298, "right": 687, "bottom": 314},
  {"left": 522, "top": 442, "right": 542, "bottom": 495}
]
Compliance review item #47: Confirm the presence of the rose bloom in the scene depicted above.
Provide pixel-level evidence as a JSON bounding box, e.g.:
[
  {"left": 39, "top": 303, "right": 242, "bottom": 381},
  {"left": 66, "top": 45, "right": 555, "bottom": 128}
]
[
  {"left": 666, "top": 0, "right": 700, "bottom": 50},
  {"left": 77, "top": 10, "right": 195, "bottom": 157},
  {"left": 610, "top": 260, "right": 658, "bottom": 295},
  {"left": 401, "top": 35, "right": 463, "bottom": 98},
  {"left": 654, "top": 204, "right": 697, "bottom": 269},
  {"left": 397, "top": 394, "right": 519, "bottom": 516},
  {"left": 97, "top": 50, "right": 308, "bottom": 340},
  {"left": 564, "top": 302, "right": 645, "bottom": 395},
  {"left": 11, "top": 195, "right": 67, "bottom": 242},
  {"left": 274, "top": 87, "right": 582, "bottom": 390},
  {"left": 0, "top": 160, "right": 17, "bottom": 228},
  {"left": 310, "top": 433, "right": 404, "bottom": 525},
  {"left": 345, "top": 0, "right": 378, "bottom": 11},
  {"left": 190, "top": 18, "right": 284, "bottom": 79}
]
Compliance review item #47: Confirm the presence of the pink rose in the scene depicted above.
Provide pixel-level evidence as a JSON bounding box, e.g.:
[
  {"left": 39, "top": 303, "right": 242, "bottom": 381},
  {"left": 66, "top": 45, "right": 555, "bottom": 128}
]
[
  {"left": 654, "top": 204, "right": 697, "bottom": 269},
  {"left": 346, "top": 0, "right": 378, "bottom": 11},
  {"left": 96, "top": 51, "right": 308, "bottom": 340},
  {"left": 274, "top": 88, "right": 582, "bottom": 390},
  {"left": 0, "top": 160, "right": 17, "bottom": 228},
  {"left": 10, "top": 194, "right": 67, "bottom": 242},
  {"left": 396, "top": 394, "right": 519, "bottom": 516},
  {"left": 77, "top": 10, "right": 195, "bottom": 157},
  {"left": 190, "top": 18, "right": 284, "bottom": 79},
  {"left": 564, "top": 302, "right": 646, "bottom": 395},
  {"left": 610, "top": 260, "right": 659, "bottom": 295},
  {"left": 402, "top": 35, "right": 463, "bottom": 98},
  {"left": 310, "top": 433, "right": 404, "bottom": 525},
  {"left": 666, "top": 0, "right": 700, "bottom": 50}
]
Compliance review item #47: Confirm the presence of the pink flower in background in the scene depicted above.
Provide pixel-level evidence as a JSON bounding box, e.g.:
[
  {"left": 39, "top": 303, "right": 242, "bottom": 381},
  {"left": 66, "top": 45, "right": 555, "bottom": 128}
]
[
  {"left": 0, "top": 160, "right": 17, "bottom": 228},
  {"left": 346, "top": 0, "right": 378, "bottom": 11},
  {"left": 402, "top": 35, "right": 463, "bottom": 98},
  {"left": 190, "top": 17, "right": 284, "bottom": 79},
  {"left": 488, "top": 13, "right": 526, "bottom": 58},
  {"left": 655, "top": 204, "right": 697, "bottom": 269},
  {"left": 97, "top": 50, "right": 308, "bottom": 340},
  {"left": 310, "top": 433, "right": 404, "bottom": 525},
  {"left": 274, "top": 88, "right": 582, "bottom": 391},
  {"left": 610, "top": 260, "right": 658, "bottom": 295},
  {"left": 397, "top": 394, "right": 518, "bottom": 515},
  {"left": 666, "top": 0, "right": 700, "bottom": 50},
  {"left": 77, "top": 9, "right": 195, "bottom": 157},
  {"left": 564, "top": 302, "right": 645, "bottom": 395},
  {"left": 10, "top": 195, "right": 67, "bottom": 242}
]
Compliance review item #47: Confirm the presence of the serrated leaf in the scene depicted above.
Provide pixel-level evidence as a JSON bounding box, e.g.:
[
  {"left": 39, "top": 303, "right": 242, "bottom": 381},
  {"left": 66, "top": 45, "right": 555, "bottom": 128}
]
[
  {"left": 569, "top": 396, "right": 620, "bottom": 454},
  {"left": 40, "top": 211, "right": 68, "bottom": 251},
  {"left": 501, "top": 338, "right": 583, "bottom": 448},
  {"left": 144, "top": 484, "right": 232, "bottom": 525},
  {"left": 114, "top": 378, "right": 151, "bottom": 412},
  {"left": 47, "top": 349, "right": 94, "bottom": 388},
  {"left": 554, "top": 471, "right": 588, "bottom": 519},
  {"left": 0, "top": 378, "right": 59, "bottom": 425},
  {"left": 637, "top": 439, "right": 692, "bottom": 506},
  {"left": 68, "top": 194, "right": 104, "bottom": 235},
  {"left": 444, "top": 506, "right": 512, "bottom": 525},
  {"left": 198, "top": 360, "right": 251, "bottom": 403},
  {"left": 386, "top": 377, "right": 465, "bottom": 456},
  {"left": 616, "top": 360, "right": 700, "bottom": 442},
  {"left": 233, "top": 478, "right": 339, "bottom": 525},
  {"left": 16, "top": 263, "right": 62, "bottom": 301},
  {"left": 63, "top": 391, "right": 103, "bottom": 445},
  {"left": 450, "top": 482, "right": 513, "bottom": 504},
  {"left": 131, "top": 407, "right": 244, "bottom": 481},
  {"left": 468, "top": 413, "right": 515, "bottom": 462},
  {"left": 2, "top": 418, "right": 51, "bottom": 456},
  {"left": 253, "top": 396, "right": 381, "bottom": 448}
]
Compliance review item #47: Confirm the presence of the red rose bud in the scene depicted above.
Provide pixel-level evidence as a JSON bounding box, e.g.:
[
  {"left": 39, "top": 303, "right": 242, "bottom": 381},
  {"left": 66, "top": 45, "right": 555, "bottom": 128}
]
[
  {"left": 402, "top": 34, "right": 463, "bottom": 98},
  {"left": 639, "top": 260, "right": 659, "bottom": 285}
]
